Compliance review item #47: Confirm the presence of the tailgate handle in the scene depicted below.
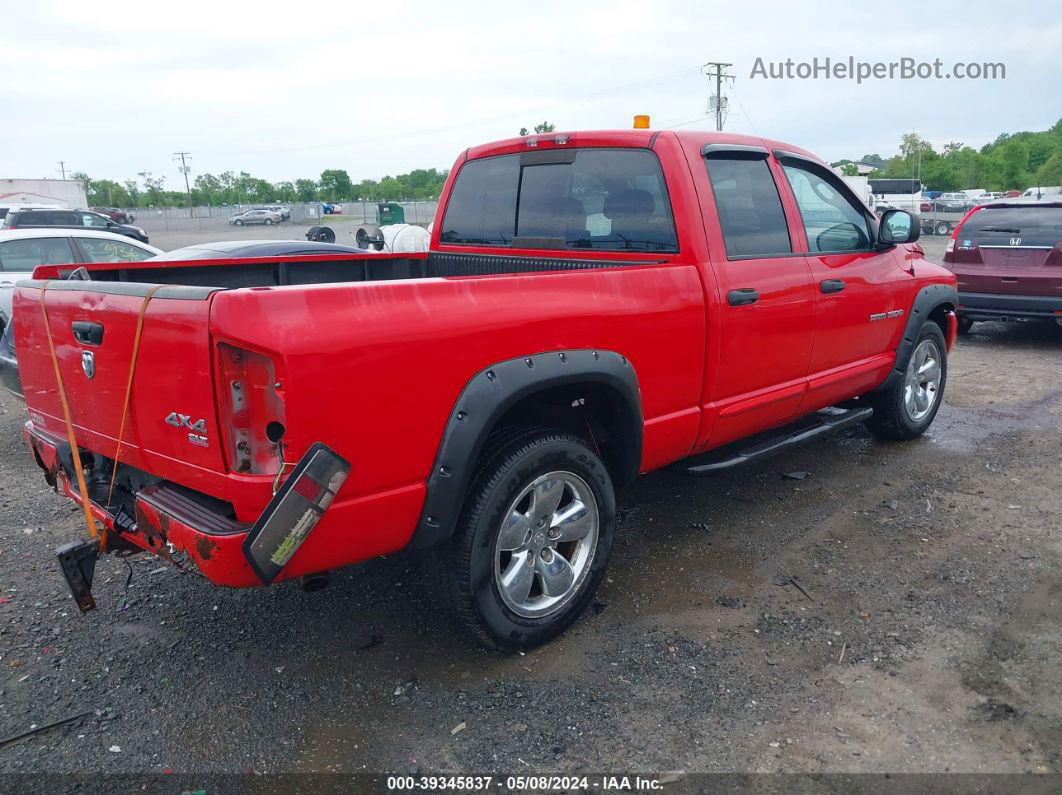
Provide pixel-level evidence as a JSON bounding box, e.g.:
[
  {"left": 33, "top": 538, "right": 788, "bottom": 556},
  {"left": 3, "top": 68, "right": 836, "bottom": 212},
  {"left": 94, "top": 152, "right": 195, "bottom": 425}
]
[{"left": 71, "top": 321, "right": 104, "bottom": 346}]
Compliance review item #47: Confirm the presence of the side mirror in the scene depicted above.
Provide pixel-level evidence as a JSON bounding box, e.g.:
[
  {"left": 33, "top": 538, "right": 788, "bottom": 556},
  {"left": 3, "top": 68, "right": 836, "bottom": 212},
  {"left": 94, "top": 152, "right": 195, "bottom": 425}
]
[{"left": 877, "top": 209, "right": 920, "bottom": 246}]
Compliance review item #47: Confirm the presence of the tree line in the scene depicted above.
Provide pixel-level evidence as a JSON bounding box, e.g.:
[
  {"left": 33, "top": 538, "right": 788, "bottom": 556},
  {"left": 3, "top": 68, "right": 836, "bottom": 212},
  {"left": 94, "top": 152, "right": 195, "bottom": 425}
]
[
  {"left": 833, "top": 118, "right": 1062, "bottom": 191},
  {"left": 71, "top": 167, "right": 450, "bottom": 209}
]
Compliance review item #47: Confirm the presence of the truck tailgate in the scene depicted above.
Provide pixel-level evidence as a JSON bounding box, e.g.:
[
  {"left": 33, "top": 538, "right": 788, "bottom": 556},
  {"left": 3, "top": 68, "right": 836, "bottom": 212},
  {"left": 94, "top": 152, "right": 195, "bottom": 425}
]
[{"left": 15, "top": 280, "right": 227, "bottom": 479}]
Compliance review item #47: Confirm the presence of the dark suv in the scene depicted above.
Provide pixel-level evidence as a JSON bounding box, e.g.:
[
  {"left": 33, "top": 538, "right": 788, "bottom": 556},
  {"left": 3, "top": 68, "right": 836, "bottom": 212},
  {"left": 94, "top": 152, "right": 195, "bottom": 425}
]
[
  {"left": 944, "top": 201, "right": 1062, "bottom": 332},
  {"left": 2, "top": 209, "right": 149, "bottom": 244}
]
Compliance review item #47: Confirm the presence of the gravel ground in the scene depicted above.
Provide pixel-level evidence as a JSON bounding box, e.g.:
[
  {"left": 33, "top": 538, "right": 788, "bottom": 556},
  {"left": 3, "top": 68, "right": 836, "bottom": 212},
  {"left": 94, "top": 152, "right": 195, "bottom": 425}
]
[{"left": 1, "top": 239, "right": 1059, "bottom": 787}]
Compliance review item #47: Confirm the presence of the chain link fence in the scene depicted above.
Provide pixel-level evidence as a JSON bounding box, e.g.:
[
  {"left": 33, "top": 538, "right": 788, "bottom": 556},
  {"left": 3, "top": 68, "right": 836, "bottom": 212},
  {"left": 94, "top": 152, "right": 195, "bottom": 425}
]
[{"left": 126, "top": 201, "right": 440, "bottom": 233}]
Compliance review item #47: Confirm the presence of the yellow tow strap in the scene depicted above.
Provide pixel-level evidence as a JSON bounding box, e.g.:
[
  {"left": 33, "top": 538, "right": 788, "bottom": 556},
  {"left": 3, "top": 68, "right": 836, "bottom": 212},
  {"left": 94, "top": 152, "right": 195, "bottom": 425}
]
[
  {"left": 39, "top": 282, "right": 101, "bottom": 549},
  {"left": 106, "top": 284, "right": 164, "bottom": 507},
  {"left": 39, "top": 283, "right": 163, "bottom": 553}
]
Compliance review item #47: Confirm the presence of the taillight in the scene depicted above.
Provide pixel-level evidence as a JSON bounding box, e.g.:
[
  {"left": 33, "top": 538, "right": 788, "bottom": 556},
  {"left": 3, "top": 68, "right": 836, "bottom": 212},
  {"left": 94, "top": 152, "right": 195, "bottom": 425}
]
[
  {"left": 216, "top": 343, "right": 286, "bottom": 474},
  {"left": 242, "top": 443, "right": 350, "bottom": 583},
  {"left": 944, "top": 205, "right": 983, "bottom": 262}
]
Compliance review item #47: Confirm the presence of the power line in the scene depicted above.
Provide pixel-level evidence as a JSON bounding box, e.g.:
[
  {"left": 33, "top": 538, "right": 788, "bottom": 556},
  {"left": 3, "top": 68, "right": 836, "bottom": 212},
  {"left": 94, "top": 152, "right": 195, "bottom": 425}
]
[
  {"left": 173, "top": 151, "right": 194, "bottom": 216},
  {"left": 701, "top": 62, "right": 734, "bottom": 131}
]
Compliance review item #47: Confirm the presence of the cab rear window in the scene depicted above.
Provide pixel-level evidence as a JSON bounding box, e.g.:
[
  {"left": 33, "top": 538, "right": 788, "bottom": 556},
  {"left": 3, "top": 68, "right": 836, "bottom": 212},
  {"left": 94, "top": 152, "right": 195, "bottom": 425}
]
[{"left": 440, "top": 149, "right": 678, "bottom": 253}]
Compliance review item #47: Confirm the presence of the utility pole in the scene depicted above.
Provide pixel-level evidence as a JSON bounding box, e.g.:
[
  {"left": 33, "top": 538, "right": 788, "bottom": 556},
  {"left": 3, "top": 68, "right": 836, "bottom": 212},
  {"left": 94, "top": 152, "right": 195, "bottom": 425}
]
[
  {"left": 173, "top": 151, "right": 194, "bottom": 216},
  {"left": 57, "top": 161, "right": 67, "bottom": 180},
  {"left": 701, "top": 62, "right": 733, "bottom": 131}
]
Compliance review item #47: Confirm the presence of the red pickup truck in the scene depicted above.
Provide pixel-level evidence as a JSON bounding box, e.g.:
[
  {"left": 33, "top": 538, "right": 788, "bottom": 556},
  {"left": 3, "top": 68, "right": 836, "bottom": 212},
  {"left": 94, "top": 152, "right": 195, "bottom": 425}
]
[{"left": 14, "top": 129, "right": 958, "bottom": 649}]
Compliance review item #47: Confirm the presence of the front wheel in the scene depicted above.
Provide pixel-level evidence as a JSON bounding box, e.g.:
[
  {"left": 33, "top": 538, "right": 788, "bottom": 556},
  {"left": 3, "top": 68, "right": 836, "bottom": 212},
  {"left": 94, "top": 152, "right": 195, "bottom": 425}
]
[
  {"left": 234, "top": 219, "right": 244, "bottom": 226},
  {"left": 427, "top": 427, "right": 615, "bottom": 650},
  {"left": 864, "top": 320, "right": 947, "bottom": 441}
]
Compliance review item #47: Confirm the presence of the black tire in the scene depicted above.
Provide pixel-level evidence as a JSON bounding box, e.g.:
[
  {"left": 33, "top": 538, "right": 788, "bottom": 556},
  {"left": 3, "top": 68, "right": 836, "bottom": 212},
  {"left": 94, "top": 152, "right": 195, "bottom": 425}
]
[
  {"left": 234, "top": 219, "right": 244, "bottom": 226},
  {"left": 864, "top": 320, "right": 948, "bottom": 441},
  {"left": 265, "top": 218, "right": 273, "bottom": 226},
  {"left": 957, "top": 317, "right": 975, "bottom": 335},
  {"left": 426, "top": 427, "right": 616, "bottom": 651},
  {"left": 934, "top": 221, "right": 950, "bottom": 236}
]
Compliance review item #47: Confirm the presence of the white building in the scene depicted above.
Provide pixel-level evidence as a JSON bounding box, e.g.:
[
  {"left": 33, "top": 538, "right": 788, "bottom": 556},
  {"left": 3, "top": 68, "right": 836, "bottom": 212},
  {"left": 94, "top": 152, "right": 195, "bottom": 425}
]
[{"left": 0, "top": 178, "right": 88, "bottom": 208}]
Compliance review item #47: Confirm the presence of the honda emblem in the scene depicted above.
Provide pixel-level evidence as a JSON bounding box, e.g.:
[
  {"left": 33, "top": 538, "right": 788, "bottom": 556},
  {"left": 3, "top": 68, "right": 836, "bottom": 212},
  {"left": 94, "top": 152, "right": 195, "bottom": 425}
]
[
  {"left": 81, "top": 351, "right": 95, "bottom": 379},
  {"left": 1009, "top": 237, "right": 1021, "bottom": 246}
]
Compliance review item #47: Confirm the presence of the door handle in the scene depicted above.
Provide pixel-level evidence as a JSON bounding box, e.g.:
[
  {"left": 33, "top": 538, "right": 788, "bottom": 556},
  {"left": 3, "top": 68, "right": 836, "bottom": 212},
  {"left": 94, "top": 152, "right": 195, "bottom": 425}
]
[
  {"left": 820, "top": 279, "right": 846, "bottom": 294},
  {"left": 727, "top": 288, "right": 760, "bottom": 306},
  {"left": 71, "top": 321, "right": 104, "bottom": 345}
]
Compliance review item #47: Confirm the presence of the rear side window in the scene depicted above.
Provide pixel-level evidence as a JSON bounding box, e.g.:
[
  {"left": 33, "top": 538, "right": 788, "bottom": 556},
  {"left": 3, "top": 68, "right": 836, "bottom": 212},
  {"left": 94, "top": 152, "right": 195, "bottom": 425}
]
[
  {"left": 440, "top": 149, "right": 677, "bottom": 253},
  {"left": 439, "top": 156, "right": 519, "bottom": 245},
  {"left": 704, "top": 155, "right": 792, "bottom": 258},
  {"left": 960, "top": 207, "right": 1062, "bottom": 244},
  {"left": 0, "top": 237, "right": 76, "bottom": 271}
]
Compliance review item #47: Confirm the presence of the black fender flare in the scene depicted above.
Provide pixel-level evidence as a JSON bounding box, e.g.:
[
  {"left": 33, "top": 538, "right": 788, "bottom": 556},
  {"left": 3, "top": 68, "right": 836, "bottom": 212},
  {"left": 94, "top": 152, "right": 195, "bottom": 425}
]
[
  {"left": 408, "top": 349, "right": 642, "bottom": 550},
  {"left": 876, "top": 282, "right": 958, "bottom": 392}
]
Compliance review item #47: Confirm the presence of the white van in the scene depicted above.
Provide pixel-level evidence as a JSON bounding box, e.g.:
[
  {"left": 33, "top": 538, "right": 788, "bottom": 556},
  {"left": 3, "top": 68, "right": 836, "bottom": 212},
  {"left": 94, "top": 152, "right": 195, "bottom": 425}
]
[{"left": 1021, "top": 186, "right": 1061, "bottom": 198}]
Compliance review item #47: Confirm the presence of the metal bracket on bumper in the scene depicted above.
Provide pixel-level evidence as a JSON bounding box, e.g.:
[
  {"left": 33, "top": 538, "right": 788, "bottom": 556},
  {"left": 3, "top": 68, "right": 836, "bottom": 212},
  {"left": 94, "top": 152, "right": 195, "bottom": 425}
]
[{"left": 56, "top": 539, "right": 101, "bottom": 613}]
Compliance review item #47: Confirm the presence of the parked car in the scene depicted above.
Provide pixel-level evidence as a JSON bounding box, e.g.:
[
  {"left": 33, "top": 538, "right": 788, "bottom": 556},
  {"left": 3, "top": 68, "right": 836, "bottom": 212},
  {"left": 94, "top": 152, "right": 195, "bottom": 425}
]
[
  {"left": 2, "top": 208, "right": 149, "bottom": 244},
  {"left": 259, "top": 205, "right": 291, "bottom": 221},
  {"left": 943, "top": 200, "right": 1062, "bottom": 333},
  {"left": 322, "top": 203, "right": 343, "bottom": 215},
  {"left": 228, "top": 209, "right": 281, "bottom": 226},
  {"left": 14, "top": 129, "right": 957, "bottom": 649},
  {"left": 0, "top": 228, "right": 162, "bottom": 396},
  {"left": 91, "top": 207, "right": 136, "bottom": 224},
  {"left": 0, "top": 203, "right": 61, "bottom": 223},
  {"left": 932, "top": 192, "right": 974, "bottom": 213},
  {"left": 1021, "top": 186, "right": 1061, "bottom": 199}
]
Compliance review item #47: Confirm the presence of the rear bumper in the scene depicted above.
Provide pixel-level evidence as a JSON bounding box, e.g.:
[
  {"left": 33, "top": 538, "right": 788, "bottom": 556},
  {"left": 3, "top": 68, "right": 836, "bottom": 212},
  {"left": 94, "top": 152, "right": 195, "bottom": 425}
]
[
  {"left": 958, "top": 291, "right": 1062, "bottom": 321},
  {"left": 24, "top": 423, "right": 262, "bottom": 587}
]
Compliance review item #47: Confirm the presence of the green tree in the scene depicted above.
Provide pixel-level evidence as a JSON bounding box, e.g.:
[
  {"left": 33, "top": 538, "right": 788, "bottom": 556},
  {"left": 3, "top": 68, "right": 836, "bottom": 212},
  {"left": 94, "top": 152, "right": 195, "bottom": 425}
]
[
  {"left": 295, "top": 178, "right": 318, "bottom": 202},
  {"left": 519, "top": 121, "right": 556, "bottom": 135},
  {"left": 87, "top": 179, "right": 132, "bottom": 207},
  {"left": 138, "top": 170, "right": 165, "bottom": 206},
  {"left": 318, "top": 169, "right": 353, "bottom": 202}
]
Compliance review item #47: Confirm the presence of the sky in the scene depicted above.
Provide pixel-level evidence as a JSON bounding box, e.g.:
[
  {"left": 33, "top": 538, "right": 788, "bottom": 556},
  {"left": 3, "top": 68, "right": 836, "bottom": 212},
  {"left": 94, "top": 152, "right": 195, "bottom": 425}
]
[{"left": 1, "top": 0, "right": 1059, "bottom": 188}]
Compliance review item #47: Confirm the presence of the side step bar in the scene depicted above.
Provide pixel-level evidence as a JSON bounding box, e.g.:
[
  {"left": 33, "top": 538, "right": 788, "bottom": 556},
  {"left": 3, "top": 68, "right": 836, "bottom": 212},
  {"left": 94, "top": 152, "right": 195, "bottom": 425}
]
[{"left": 672, "top": 406, "right": 874, "bottom": 476}]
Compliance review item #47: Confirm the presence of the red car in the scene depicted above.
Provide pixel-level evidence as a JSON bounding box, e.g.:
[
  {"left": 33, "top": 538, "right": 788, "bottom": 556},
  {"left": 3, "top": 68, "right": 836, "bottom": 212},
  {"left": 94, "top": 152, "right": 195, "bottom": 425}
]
[
  {"left": 943, "top": 200, "right": 1062, "bottom": 332},
  {"left": 14, "top": 128, "right": 957, "bottom": 649}
]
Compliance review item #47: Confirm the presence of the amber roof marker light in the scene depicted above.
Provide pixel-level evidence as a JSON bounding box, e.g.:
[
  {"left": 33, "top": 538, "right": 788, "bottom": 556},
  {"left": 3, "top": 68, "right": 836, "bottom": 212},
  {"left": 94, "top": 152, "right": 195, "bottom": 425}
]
[{"left": 633, "top": 114, "right": 651, "bottom": 129}]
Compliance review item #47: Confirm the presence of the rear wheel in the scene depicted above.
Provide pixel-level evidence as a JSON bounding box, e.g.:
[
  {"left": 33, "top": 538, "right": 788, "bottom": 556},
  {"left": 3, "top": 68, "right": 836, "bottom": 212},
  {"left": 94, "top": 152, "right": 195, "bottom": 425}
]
[
  {"left": 957, "top": 317, "right": 975, "bottom": 334},
  {"left": 427, "top": 427, "right": 615, "bottom": 650},
  {"left": 865, "top": 321, "right": 947, "bottom": 440},
  {"left": 934, "top": 221, "right": 951, "bottom": 236},
  {"left": 265, "top": 218, "right": 273, "bottom": 226}
]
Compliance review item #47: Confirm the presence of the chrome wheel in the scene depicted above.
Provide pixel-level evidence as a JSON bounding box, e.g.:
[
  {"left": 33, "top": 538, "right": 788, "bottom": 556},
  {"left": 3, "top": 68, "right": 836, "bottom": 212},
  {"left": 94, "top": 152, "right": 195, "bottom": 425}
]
[
  {"left": 904, "top": 339, "right": 942, "bottom": 422},
  {"left": 494, "top": 471, "right": 599, "bottom": 619}
]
